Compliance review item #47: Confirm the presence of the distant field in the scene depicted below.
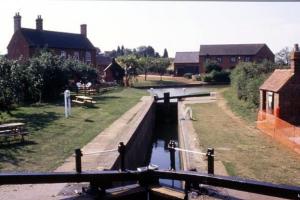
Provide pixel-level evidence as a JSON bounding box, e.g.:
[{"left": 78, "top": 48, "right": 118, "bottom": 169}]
[
  {"left": 191, "top": 102, "right": 300, "bottom": 186},
  {"left": 0, "top": 88, "right": 147, "bottom": 172}
]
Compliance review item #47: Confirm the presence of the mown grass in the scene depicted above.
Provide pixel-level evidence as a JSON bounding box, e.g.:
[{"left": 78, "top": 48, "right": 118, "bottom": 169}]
[
  {"left": 190, "top": 102, "right": 300, "bottom": 185},
  {"left": 0, "top": 87, "right": 147, "bottom": 172}
]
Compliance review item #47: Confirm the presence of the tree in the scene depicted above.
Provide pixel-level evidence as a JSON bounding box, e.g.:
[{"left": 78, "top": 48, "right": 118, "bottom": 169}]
[
  {"left": 205, "top": 60, "right": 222, "bottom": 73},
  {"left": 275, "top": 47, "right": 290, "bottom": 66},
  {"left": 163, "top": 48, "right": 169, "bottom": 58}
]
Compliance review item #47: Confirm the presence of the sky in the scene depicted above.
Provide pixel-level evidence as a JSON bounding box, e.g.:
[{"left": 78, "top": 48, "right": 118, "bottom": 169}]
[{"left": 1, "top": 0, "right": 300, "bottom": 57}]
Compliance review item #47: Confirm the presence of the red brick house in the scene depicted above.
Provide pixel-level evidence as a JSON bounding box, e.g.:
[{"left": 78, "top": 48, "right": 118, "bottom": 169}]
[
  {"left": 259, "top": 44, "right": 300, "bottom": 125},
  {"left": 199, "top": 44, "right": 274, "bottom": 73},
  {"left": 174, "top": 52, "right": 199, "bottom": 76},
  {"left": 7, "top": 13, "right": 96, "bottom": 66}
]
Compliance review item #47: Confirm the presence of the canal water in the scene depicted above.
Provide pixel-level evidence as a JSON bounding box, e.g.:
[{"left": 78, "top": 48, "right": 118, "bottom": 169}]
[
  {"left": 147, "top": 102, "right": 181, "bottom": 188},
  {"left": 148, "top": 87, "right": 209, "bottom": 102},
  {"left": 146, "top": 87, "right": 208, "bottom": 188}
]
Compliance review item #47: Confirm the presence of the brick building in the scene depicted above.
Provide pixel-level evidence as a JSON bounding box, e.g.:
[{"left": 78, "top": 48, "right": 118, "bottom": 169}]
[
  {"left": 174, "top": 44, "right": 274, "bottom": 76},
  {"left": 7, "top": 13, "right": 96, "bottom": 66},
  {"left": 174, "top": 52, "right": 199, "bottom": 76},
  {"left": 199, "top": 44, "right": 274, "bottom": 73},
  {"left": 259, "top": 44, "right": 300, "bottom": 125}
]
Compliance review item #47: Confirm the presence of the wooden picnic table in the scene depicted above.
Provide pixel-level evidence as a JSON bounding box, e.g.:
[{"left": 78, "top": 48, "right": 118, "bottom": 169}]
[
  {"left": 0, "top": 122, "right": 28, "bottom": 143},
  {"left": 72, "top": 96, "right": 96, "bottom": 106}
]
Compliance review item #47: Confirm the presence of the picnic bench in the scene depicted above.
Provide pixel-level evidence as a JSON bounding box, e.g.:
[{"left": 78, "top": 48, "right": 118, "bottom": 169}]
[
  {"left": 0, "top": 122, "right": 29, "bottom": 143},
  {"left": 72, "top": 96, "right": 96, "bottom": 107}
]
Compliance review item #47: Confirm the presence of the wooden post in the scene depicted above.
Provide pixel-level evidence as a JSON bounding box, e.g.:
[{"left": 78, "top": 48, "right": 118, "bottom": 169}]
[
  {"left": 75, "top": 149, "right": 82, "bottom": 173},
  {"left": 164, "top": 92, "right": 170, "bottom": 104},
  {"left": 118, "top": 142, "right": 126, "bottom": 171},
  {"left": 168, "top": 140, "right": 176, "bottom": 171},
  {"left": 207, "top": 148, "right": 214, "bottom": 175}
]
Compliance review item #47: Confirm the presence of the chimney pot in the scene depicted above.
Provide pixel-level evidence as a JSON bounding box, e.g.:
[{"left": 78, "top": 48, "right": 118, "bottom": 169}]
[
  {"left": 290, "top": 44, "right": 300, "bottom": 75},
  {"left": 14, "top": 12, "right": 21, "bottom": 33},
  {"left": 294, "top": 44, "right": 299, "bottom": 52},
  {"left": 36, "top": 15, "right": 43, "bottom": 31},
  {"left": 80, "top": 24, "right": 87, "bottom": 37}
]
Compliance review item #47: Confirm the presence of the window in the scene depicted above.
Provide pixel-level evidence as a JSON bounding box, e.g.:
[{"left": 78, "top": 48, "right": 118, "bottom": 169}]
[
  {"left": 245, "top": 57, "right": 251, "bottom": 62},
  {"left": 61, "top": 50, "right": 66, "bottom": 58},
  {"left": 74, "top": 51, "right": 79, "bottom": 60},
  {"left": 85, "top": 51, "right": 91, "bottom": 63},
  {"left": 216, "top": 57, "right": 222, "bottom": 63},
  {"left": 230, "top": 57, "right": 236, "bottom": 63}
]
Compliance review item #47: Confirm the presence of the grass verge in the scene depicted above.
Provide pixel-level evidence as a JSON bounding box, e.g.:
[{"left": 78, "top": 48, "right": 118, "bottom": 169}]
[
  {"left": 222, "top": 87, "right": 258, "bottom": 123},
  {"left": 190, "top": 102, "right": 300, "bottom": 185},
  {"left": 0, "top": 87, "right": 147, "bottom": 172}
]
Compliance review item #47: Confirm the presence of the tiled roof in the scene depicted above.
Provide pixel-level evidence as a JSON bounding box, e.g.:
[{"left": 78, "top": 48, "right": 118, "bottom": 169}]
[
  {"left": 260, "top": 69, "right": 293, "bottom": 92},
  {"left": 96, "top": 54, "right": 111, "bottom": 66},
  {"left": 199, "top": 44, "right": 266, "bottom": 56},
  {"left": 174, "top": 52, "right": 199, "bottom": 64},
  {"left": 20, "top": 28, "right": 95, "bottom": 50}
]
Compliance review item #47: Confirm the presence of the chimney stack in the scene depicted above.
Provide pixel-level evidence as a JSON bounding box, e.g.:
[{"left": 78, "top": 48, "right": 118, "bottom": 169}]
[
  {"left": 14, "top": 12, "right": 21, "bottom": 33},
  {"left": 80, "top": 24, "right": 87, "bottom": 37},
  {"left": 290, "top": 43, "right": 300, "bottom": 75},
  {"left": 36, "top": 15, "right": 43, "bottom": 31}
]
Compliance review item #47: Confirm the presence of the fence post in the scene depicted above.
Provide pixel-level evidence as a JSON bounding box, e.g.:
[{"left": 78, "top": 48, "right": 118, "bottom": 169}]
[
  {"left": 75, "top": 149, "right": 82, "bottom": 173},
  {"left": 164, "top": 92, "right": 170, "bottom": 104},
  {"left": 206, "top": 148, "right": 214, "bottom": 175},
  {"left": 118, "top": 142, "right": 126, "bottom": 171},
  {"left": 168, "top": 140, "right": 176, "bottom": 170}
]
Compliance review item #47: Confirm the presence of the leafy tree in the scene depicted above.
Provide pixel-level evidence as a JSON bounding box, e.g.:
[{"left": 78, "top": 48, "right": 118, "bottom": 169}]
[
  {"left": 230, "top": 60, "right": 275, "bottom": 106},
  {"left": 163, "top": 48, "right": 169, "bottom": 58},
  {"left": 205, "top": 60, "right": 222, "bottom": 73},
  {"left": 275, "top": 47, "right": 290, "bottom": 66}
]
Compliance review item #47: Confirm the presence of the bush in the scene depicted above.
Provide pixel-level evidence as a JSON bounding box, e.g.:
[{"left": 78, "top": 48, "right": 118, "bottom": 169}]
[
  {"left": 183, "top": 73, "right": 193, "bottom": 79},
  {"left": 203, "top": 74, "right": 213, "bottom": 82},
  {"left": 211, "top": 70, "right": 230, "bottom": 83},
  {"left": 230, "top": 60, "right": 275, "bottom": 107},
  {"left": 205, "top": 60, "right": 222, "bottom": 73},
  {"left": 0, "top": 51, "right": 98, "bottom": 109}
]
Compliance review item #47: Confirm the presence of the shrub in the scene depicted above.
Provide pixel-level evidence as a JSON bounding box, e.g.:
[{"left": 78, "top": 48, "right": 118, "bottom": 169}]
[
  {"left": 183, "top": 73, "right": 193, "bottom": 79},
  {"left": 205, "top": 60, "right": 222, "bottom": 73},
  {"left": 230, "top": 60, "right": 275, "bottom": 107},
  {"left": 203, "top": 74, "right": 213, "bottom": 82},
  {"left": 211, "top": 70, "right": 230, "bottom": 83}
]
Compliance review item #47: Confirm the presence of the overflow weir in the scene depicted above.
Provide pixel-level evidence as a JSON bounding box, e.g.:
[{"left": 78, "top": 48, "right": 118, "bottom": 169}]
[{"left": 0, "top": 88, "right": 299, "bottom": 200}]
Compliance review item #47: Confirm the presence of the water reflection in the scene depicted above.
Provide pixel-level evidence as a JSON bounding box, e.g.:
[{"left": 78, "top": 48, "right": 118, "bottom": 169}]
[{"left": 148, "top": 112, "right": 181, "bottom": 188}]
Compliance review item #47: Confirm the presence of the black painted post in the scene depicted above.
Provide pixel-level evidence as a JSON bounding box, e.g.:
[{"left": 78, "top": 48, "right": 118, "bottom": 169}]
[
  {"left": 118, "top": 142, "right": 126, "bottom": 171},
  {"left": 75, "top": 149, "right": 82, "bottom": 173},
  {"left": 168, "top": 140, "right": 176, "bottom": 171},
  {"left": 164, "top": 92, "right": 170, "bottom": 104},
  {"left": 207, "top": 148, "right": 214, "bottom": 175}
]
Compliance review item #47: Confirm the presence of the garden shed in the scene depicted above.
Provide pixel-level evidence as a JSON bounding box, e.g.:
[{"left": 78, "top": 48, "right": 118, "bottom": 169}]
[{"left": 259, "top": 44, "right": 300, "bottom": 125}]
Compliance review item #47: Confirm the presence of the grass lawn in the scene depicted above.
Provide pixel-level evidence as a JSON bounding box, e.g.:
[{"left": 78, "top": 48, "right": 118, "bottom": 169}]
[
  {"left": 190, "top": 102, "right": 300, "bottom": 185},
  {"left": 0, "top": 87, "right": 147, "bottom": 172}
]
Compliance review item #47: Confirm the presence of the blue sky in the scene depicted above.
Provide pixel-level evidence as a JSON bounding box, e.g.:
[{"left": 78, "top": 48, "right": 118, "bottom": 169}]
[{"left": 1, "top": 0, "right": 300, "bottom": 57}]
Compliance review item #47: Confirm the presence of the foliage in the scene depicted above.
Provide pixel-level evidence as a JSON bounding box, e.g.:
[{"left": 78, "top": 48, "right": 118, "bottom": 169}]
[
  {"left": 275, "top": 47, "right": 290, "bottom": 66},
  {"left": 163, "top": 48, "right": 169, "bottom": 58},
  {"left": 230, "top": 60, "right": 275, "bottom": 107},
  {"left": 105, "top": 45, "right": 161, "bottom": 58},
  {"left": 0, "top": 51, "right": 97, "bottom": 110},
  {"left": 205, "top": 60, "right": 222, "bottom": 73}
]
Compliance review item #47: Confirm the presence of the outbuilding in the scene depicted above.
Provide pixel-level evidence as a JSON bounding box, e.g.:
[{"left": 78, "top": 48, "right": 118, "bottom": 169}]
[{"left": 259, "top": 44, "right": 300, "bottom": 125}]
